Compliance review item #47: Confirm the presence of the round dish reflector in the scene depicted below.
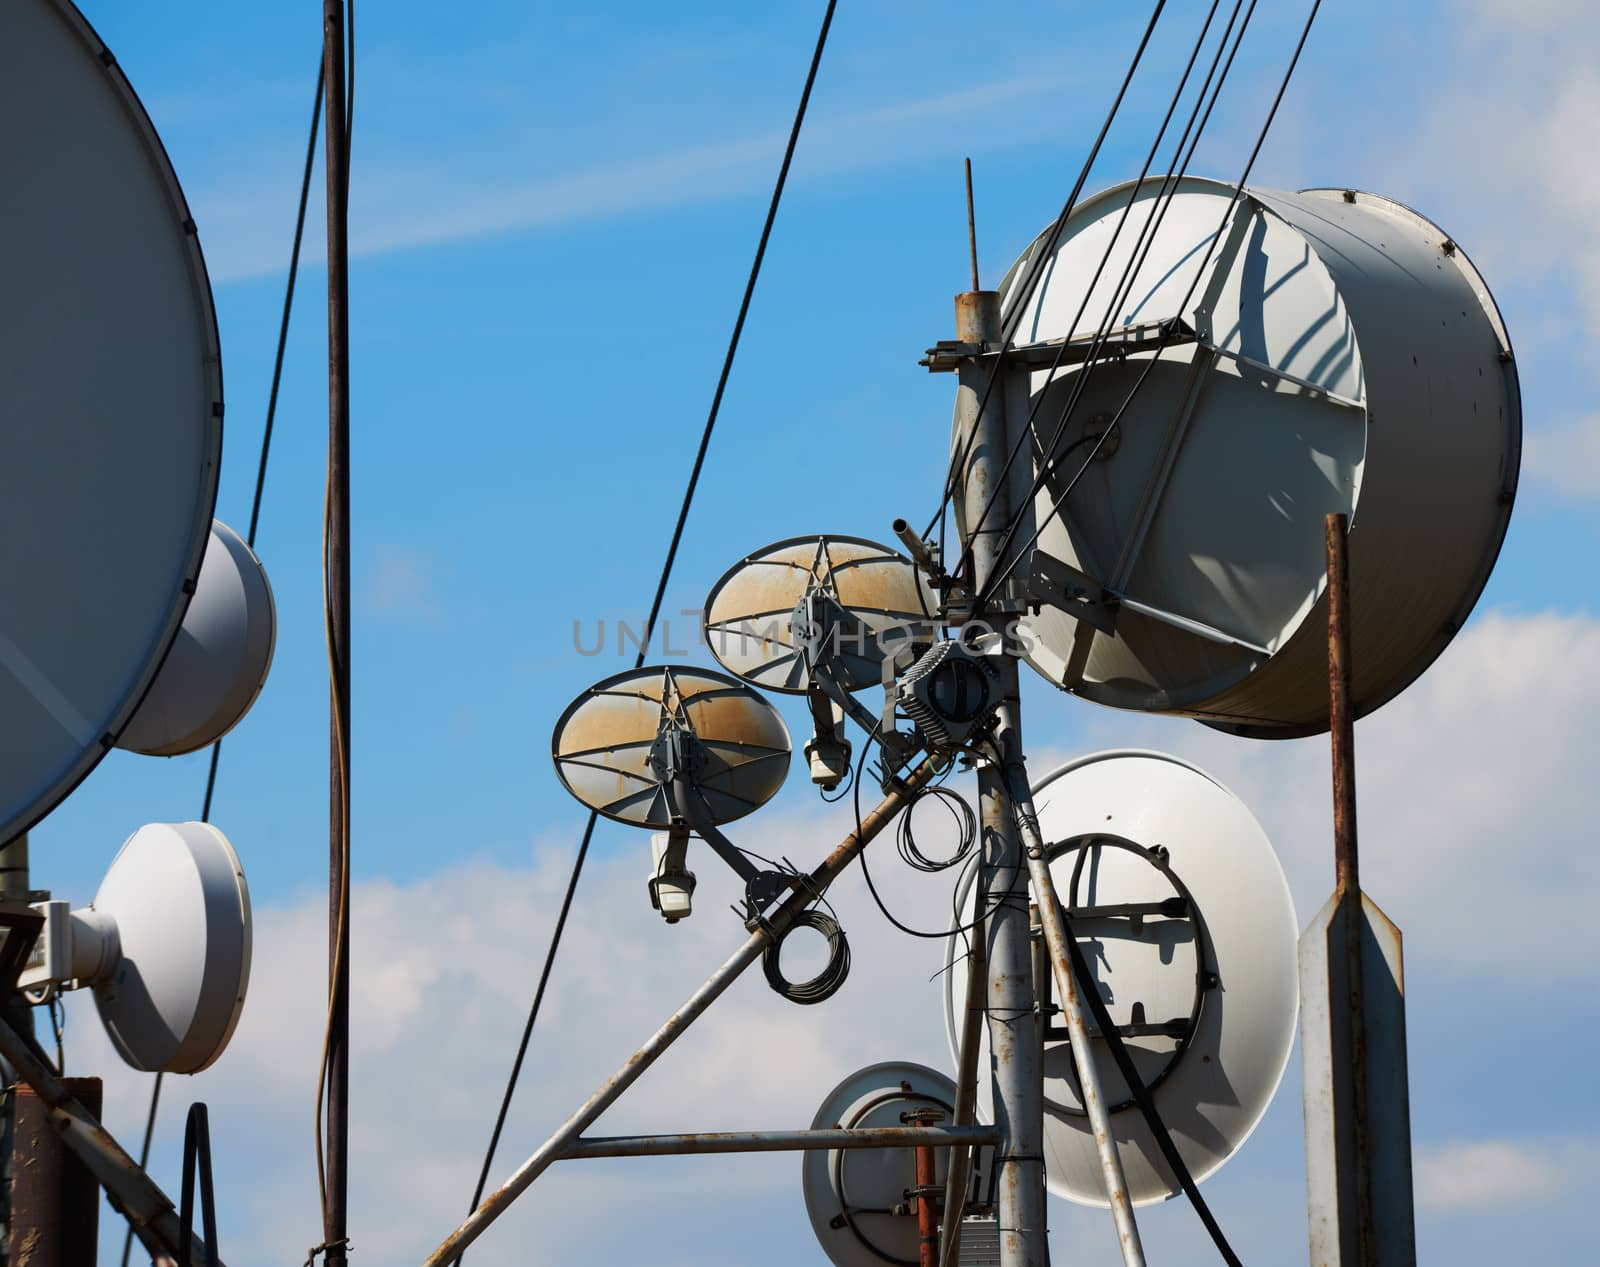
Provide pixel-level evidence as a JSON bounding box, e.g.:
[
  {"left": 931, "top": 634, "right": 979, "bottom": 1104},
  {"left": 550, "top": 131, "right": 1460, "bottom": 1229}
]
[
  {"left": 551, "top": 665, "right": 791, "bottom": 827},
  {"left": 943, "top": 751, "right": 1297, "bottom": 1206},
  {"left": 970, "top": 177, "right": 1518, "bottom": 737},
  {"left": 802, "top": 1061, "right": 973, "bottom": 1267},
  {"left": 91, "top": 822, "right": 252, "bottom": 1074},
  {"left": 0, "top": 0, "right": 222, "bottom": 841},
  {"left": 704, "top": 536, "right": 938, "bottom": 694},
  {"left": 117, "top": 521, "right": 276, "bottom": 756}
]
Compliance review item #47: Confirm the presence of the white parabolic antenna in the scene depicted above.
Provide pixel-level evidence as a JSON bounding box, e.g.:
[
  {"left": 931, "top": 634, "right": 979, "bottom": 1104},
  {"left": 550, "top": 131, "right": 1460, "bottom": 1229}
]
[
  {"left": 117, "top": 521, "right": 277, "bottom": 757},
  {"left": 551, "top": 665, "right": 791, "bottom": 827},
  {"left": 972, "top": 177, "right": 1520, "bottom": 737},
  {"left": 704, "top": 536, "right": 938, "bottom": 694},
  {"left": 37, "top": 822, "right": 253, "bottom": 1075},
  {"left": 943, "top": 751, "right": 1297, "bottom": 1206},
  {"left": 0, "top": 0, "right": 222, "bottom": 840},
  {"left": 802, "top": 1061, "right": 970, "bottom": 1267}
]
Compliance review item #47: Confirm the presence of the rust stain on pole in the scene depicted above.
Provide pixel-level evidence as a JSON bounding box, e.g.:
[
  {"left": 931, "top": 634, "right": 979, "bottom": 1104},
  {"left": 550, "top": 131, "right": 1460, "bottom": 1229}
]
[
  {"left": 914, "top": 1126, "right": 939, "bottom": 1267},
  {"left": 1326, "top": 511, "right": 1375, "bottom": 1266}
]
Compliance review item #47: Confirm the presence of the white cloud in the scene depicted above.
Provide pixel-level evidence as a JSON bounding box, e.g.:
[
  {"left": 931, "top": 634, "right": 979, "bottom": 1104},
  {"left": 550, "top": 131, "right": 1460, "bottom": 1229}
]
[
  {"left": 203, "top": 73, "right": 1069, "bottom": 283},
  {"left": 1416, "top": 1137, "right": 1600, "bottom": 1210},
  {"left": 1523, "top": 415, "right": 1600, "bottom": 500},
  {"left": 1077, "top": 610, "right": 1600, "bottom": 986}
]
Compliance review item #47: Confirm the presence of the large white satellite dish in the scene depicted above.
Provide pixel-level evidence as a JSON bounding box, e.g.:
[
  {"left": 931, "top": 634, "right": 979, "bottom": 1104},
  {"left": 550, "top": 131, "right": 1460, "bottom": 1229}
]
[
  {"left": 802, "top": 1061, "right": 976, "bottom": 1267},
  {"left": 942, "top": 751, "right": 1297, "bottom": 1206},
  {"left": 972, "top": 177, "right": 1519, "bottom": 737},
  {"left": 117, "top": 521, "right": 276, "bottom": 757},
  {"left": 704, "top": 536, "right": 939, "bottom": 694},
  {"left": 0, "top": 0, "right": 222, "bottom": 840},
  {"left": 23, "top": 822, "right": 252, "bottom": 1074}
]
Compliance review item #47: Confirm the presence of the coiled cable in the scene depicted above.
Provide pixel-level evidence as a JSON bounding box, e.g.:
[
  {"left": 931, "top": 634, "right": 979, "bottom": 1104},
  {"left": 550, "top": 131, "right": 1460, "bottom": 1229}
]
[{"left": 764, "top": 908, "right": 851, "bottom": 1005}]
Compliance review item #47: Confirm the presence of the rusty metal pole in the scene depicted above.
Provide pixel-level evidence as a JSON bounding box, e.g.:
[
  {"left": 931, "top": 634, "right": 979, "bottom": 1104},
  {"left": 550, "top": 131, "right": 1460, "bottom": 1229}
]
[
  {"left": 910, "top": 1115, "right": 940, "bottom": 1267},
  {"left": 1326, "top": 512, "right": 1374, "bottom": 1263},
  {"left": 1301, "top": 512, "right": 1416, "bottom": 1266},
  {"left": 0, "top": 1009, "right": 221, "bottom": 1266},
  {"left": 321, "top": 4, "right": 352, "bottom": 1266},
  {"left": 953, "top": 290, "right": 1048, "bottom": 1267},
  {"left": 9, "top": 1079, "right": 102, "bottom": 1266},
  {"left": 0, "top": 833, "right": 33, "bottom": 1266}
]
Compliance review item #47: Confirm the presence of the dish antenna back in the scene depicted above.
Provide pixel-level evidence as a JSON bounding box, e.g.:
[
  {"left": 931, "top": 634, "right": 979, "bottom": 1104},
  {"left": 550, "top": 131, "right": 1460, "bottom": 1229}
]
[
  {"left": 116, "top": 521, "right": 277, "bottom": 757},
  {"left": 943, "top": 750, "right": 1298, "bottom": 1206},
  {"left": 551, "top": 664, "right": 790, "bottom": 828},
  {"left": 802, "top": 1061, "right": 982, "bottom": 1267},
  {"left": 973, "top": 177, "right": 1519, "bottom": 737},
  {"left": 24, "top": 822, "right": 252, "bottom": 1074},
  {"left": 704, "top": 535, "right": 938, "bottom": 695},
  {"left": 0, "top": 0, "right": 222, "bottom": 841}
]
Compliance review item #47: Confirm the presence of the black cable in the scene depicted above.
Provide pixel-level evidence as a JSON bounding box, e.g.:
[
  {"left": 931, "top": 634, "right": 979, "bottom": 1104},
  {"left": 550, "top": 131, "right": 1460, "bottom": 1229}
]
[
  {"left": 457, "top": 4, "right": 838, "bottom": 1248},
  {"left": 926, "top": 0, "right": 1168, "bottom": 548},
  {"left": 1060, "top": 912, "right": 1242, "bottom": 1266},
  {"left": 118, "top": 46, "right": 327, "bottom": 1267},
  {"left": 953, "top": 0, "right": 1231, "bottom": 567},
  {"left": 763, "top": 908, "right": 851, "bottom": 1005},
  {"left": 974, "top": 0, "right": 1256, "bottom": 601},
  {"left": 980, "top": 0, "right": 1322, "bottom": 607},
  {"left": 896, "top": 783, "right": 977, "bottom": 873}
]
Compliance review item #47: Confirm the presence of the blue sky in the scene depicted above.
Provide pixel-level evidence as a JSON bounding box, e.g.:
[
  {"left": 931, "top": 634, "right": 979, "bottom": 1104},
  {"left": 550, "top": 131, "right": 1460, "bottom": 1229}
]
[{"left": 23, "top": 1, "right": 1600, "bottom": 1263}]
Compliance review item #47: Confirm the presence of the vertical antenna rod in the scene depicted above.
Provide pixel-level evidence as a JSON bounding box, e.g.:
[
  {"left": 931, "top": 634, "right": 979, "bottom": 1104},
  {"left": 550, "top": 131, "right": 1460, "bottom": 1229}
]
[
  {"left": 965, "top": 158, "right": 980, "bottom": 292},
  {"left": 321, "top": 3, "right": 352, "bottom": 1265}
]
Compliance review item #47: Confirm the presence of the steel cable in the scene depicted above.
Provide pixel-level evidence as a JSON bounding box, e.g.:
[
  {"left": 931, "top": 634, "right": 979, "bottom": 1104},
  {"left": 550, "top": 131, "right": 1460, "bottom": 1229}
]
[
  {"left": 979, "top": 0, "right": 1322, "bottom": 607},
  {"left": 926, "top": 0, "right": 1169, "bottom": 554},
  {"left": 455, "top": 4, "right": 839, "bottom": 1254},
  {"left": 953, "top": 0, "right": 1236, "bottom": 572}
]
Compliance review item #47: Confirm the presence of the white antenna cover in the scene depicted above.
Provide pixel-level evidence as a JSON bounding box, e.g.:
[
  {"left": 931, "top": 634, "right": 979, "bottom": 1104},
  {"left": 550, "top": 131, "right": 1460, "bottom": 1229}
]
[
  {"left": 704, "top": 536, "right": 938, "bottom": 694},
  {"left": 0, "top": 0, "right": 222, "bottom": 841},
  {"left": 117, "top": 521, "right": 276, "bottom": 757},
  {"left": 90, "top": 822, "right": 252, "bottom": 1074},
  {"left": 943, "top": 751, "right": 1297, "bottom": 1206},
  {"left": 551, "top": 665, "right": 791, "bottom": 827},
  {"left": 974, "top": 178, "right": 1519, "bottom": 737},
  {"left": 802, "top": 1061, "right": 965, "bottom": 1267}
]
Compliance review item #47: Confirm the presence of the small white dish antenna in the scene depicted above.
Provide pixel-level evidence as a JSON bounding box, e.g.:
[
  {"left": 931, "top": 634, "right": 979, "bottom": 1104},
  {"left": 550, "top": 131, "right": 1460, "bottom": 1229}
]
[
  {"left": 23, "top": 822, "right": 251, "bottom": 1074},
  {"left": 942, "top": 750, "right": 1297, "bottom": 1207},
  {"left": 551, "top": 665, "right": 790, "bottom": 828},
  {"left": 802, "top": 1061, "right": 978, "bottom": 1267},
  {"left": 0, "top": 0, "right": 222, "bottom": 842},
  {"left": 703, "top": 536, "right": 938, "bottom": 695},
  {"left": 117, "top": 521, "right": 276, "bottom": 757},
  {"left": 974, "top": 177, "right": 1519, "bottom": 736}
]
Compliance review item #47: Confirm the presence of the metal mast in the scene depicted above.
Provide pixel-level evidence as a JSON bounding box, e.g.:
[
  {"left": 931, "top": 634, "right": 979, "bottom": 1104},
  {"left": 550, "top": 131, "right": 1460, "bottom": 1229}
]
[
  {"left": 321, "top": 2, "right": 353, "bottom": 1264},
  {"left": 950, "top": 287, "right": 1049, "bottom": 1267}
]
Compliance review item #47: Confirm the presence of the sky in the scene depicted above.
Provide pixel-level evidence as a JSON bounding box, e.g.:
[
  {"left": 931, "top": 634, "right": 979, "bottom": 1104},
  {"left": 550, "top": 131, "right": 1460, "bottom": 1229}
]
[{"left": 17, "top": 0, "right": 1600, "bottom": 1263}]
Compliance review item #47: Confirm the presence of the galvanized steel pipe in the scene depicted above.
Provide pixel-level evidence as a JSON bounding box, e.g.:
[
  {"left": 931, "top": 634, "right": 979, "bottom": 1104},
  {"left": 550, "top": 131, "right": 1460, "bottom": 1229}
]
[{"left": 559, "top": 1125, "right": 998, "bottom": 1160}]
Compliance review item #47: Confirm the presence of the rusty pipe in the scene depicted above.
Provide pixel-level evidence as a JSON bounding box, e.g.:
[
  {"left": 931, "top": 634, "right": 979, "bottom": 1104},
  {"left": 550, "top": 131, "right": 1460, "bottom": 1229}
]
[
  {"left": 558, "top": 1125, "right": 997, "bottom": 1160},
  {"left": 0, "top": 1010, "right": 220, "bottom": 1266},
  {"left": 1326, "top": 511, "right": 1376, "bottom": 1265},
  {"left": 915, "top": 1131, "right": 939, "bottom": 1267},
  {"left": 421, "top": 757, "right": 942, "bottom": 1266},
  {"left": 1008, "top": 771, "right": 1147, "bottom": 1267}
]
